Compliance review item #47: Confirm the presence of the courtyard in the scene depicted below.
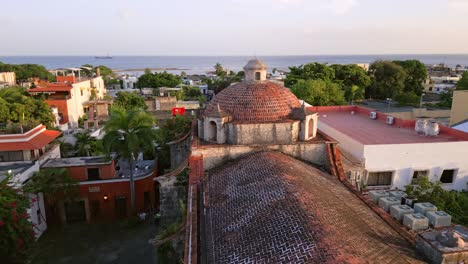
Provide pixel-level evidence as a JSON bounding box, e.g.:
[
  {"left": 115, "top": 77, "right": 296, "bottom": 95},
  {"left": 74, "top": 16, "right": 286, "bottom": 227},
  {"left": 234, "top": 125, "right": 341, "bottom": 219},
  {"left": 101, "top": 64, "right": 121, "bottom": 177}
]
[{"left": 30, "top": 221, "right": 157, "bottom": 264}]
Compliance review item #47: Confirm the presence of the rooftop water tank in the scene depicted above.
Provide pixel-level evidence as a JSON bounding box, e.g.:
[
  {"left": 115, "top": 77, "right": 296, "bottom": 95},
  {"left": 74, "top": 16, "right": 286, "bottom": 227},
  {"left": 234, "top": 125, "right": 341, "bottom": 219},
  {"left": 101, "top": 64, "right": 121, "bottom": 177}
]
[
  {"left": 425, "top": 121, "right": 440, "bottom": 136},
  {"left": 415, "top": 119, "right": 428, "bottom": 135}
]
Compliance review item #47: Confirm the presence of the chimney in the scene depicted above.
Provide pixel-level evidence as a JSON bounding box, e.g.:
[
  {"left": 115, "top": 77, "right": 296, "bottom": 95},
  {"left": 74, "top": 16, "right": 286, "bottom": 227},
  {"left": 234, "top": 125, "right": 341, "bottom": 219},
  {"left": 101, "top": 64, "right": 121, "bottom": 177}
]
[{"left": 96, "top": 67, "right": 101, "bottom": 77}]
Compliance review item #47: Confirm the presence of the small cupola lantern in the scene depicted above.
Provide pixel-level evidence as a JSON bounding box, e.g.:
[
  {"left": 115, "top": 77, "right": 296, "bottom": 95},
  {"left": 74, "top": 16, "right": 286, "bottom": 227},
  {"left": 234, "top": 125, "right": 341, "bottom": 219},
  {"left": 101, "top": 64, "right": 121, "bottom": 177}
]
[{"left": 243, "top": 58, "right": 267, "bottom": 82}]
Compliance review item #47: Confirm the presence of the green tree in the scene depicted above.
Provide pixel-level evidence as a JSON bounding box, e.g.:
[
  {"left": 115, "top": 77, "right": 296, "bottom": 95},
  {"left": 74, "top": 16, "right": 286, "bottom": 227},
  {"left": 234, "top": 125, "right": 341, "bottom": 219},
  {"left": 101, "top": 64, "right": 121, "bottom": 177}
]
[
  {"left": 457, "top": 72, "right": 468, "bottom": 90},
  {"left": 74, "top": 132, "right": 98, "bottom": 157},
  {"left": 136, "top": 72, "right": 181, "bottom": 88},
  {"left": 0, "top": 176, "right": 35, "bottom": 264},
  {"left": 285, "top": 63, "right": 335, "bottom": 87},
  {"left": 214, "top": 63, "right": 226, "bottom": 77},
  {"left": 24, "top": 168, "right": 79, "bottom": 226},
  {"left": 114, "top": 91, "right": 147, "bottom": 110},
  {"left": 331, "top": 64, "right": 371, "bottom": 101},
  {"left": 0, "top": 87, "right": 55, "bottom": 126},
  {"left": 102, "top": 108, "right": 156, "bottom": 214},
  {"left": 393, "top": 60, "right": 427, "bottom": 95},
  {"left": 0, "top": 62, "right": 55, "bottom": 83},
  {"left": 394, "top": 92, "right": 420, "bottom": 106},
  {"left": 291, "top": 79, "right": 346, "bottom": 106},
  {"left": 369, "top": 61, "right": 407, "bottom": 99},
  {"left": 154, "top": 115, "right": 192, "bottom": 173}
]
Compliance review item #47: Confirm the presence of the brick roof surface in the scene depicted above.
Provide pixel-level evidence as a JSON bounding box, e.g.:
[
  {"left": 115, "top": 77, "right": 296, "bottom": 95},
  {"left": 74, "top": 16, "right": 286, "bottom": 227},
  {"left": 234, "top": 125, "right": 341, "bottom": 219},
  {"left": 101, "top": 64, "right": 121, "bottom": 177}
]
[
  {"left": 205, "top": 151, "right": 423, "bottom": 263},
  {"left": 28, "top": 83, "right": 72, "bottom": 93},
  {"left": 204, "top": 81, "right": 302, "bottom": 123}
]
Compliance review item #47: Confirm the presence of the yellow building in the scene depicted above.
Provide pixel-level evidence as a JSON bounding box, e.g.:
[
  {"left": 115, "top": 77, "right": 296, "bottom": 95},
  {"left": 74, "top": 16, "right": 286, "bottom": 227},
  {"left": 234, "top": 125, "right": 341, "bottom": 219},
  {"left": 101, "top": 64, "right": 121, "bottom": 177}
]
[{"left": 450, "top": 90, "right": 468, "bottom": 126}]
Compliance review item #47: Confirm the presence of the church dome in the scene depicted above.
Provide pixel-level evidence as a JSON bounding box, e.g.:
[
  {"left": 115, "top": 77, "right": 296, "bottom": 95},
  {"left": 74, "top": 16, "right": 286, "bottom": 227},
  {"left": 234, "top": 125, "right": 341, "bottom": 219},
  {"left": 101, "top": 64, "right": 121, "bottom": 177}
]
[{"left": 204, "top": 81, "right": 302, "bottom": 122}]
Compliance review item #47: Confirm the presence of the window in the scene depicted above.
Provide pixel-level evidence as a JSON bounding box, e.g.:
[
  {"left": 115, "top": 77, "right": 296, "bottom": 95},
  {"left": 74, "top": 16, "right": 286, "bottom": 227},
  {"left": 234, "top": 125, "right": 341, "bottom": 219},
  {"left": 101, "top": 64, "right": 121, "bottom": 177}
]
[
  {"left": 412, "top": 170, "right": 428, "bottom": 184},
  {"left": 37, "top": 208, "right": 42, "bottom": 225},
  {"left": 367, "top": 171, "right": 392, "bottom": 186},
  {"left": 80, "top": 90, "right": 83, "bottom": 96},
  {"left": 87, "top": 168, "right": 100, "bottom": 181},
  {"left": 440, "top": 169, "right": 456, "bottom": 184},
  {"left": 255, "top": 72, "right": 261, "bottom": 80}
]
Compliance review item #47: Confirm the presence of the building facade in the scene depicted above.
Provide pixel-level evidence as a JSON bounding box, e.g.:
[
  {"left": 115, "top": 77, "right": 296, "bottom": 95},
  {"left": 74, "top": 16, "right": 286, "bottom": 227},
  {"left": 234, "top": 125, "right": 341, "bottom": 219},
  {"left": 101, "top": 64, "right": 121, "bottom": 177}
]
[
  {"left": 315, "top": 105, "right": 468, "bottom": 191},
  {"left": 41, "top": 157, "right": 158, "bottom": 224},
  {"left": 28, "top": 76, "right": 106, "bottom": 129}
]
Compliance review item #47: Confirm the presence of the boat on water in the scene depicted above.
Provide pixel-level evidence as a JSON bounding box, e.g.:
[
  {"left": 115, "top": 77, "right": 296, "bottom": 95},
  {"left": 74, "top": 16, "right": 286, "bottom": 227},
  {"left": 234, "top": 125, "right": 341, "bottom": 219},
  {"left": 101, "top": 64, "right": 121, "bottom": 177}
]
[{"left": 95, "top": 55, "right": 113, "bottom": 59}]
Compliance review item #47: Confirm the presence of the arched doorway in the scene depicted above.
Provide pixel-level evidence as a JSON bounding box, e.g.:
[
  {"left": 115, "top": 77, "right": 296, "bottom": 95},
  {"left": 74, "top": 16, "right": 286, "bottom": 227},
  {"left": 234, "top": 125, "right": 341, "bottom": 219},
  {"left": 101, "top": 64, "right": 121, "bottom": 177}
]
[
  {"left": 209, "top": 121, "right": 217, "bottom": 142},
  {"left": 308, "top": 119, "right": 315, "bottom": 138}
]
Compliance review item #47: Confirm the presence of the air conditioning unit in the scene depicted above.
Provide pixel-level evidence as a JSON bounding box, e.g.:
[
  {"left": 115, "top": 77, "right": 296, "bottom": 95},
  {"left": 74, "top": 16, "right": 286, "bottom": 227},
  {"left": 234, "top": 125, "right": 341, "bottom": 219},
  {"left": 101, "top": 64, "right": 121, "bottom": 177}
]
[
  {"left": 370, "top": 111, "right": 377, "bottom": 119},
  {"left": 386, "top": 116, "right": 394, "bottom": 125},
  {"left": 426, "top": 211, "right": 452, "bottom": 228}
]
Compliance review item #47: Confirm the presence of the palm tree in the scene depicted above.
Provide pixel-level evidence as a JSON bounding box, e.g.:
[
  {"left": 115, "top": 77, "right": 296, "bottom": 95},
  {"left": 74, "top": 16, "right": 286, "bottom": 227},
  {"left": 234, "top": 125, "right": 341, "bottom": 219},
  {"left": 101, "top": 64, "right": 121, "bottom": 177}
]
[
  {"left": 102, "top": 107, "right": 156, "bottom": 215},
  {"left": 74, "top": 132, "right": 94, "bottom": 157}
]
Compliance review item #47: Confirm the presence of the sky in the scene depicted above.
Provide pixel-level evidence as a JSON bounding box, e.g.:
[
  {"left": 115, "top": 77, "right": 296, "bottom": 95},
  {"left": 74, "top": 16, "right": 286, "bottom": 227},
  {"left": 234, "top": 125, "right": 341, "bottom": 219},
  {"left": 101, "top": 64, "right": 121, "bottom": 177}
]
[{"left": 1, "top": 0, "right": 468, "bottom": 56}]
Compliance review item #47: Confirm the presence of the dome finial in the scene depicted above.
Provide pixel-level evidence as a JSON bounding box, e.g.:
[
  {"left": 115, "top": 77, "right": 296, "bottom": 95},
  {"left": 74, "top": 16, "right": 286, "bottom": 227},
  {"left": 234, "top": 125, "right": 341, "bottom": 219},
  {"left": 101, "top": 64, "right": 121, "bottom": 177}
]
[{"left": 243, "top": 58, "right": 267, "bottom": 82}]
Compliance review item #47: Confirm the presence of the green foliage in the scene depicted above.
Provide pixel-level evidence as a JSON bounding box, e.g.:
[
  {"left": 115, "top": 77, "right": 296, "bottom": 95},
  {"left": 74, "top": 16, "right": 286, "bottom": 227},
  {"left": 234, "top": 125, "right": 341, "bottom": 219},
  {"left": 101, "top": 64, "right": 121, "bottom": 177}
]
[
  {"left": 394, "top": 92, "right": 420, "bottom": 106},
  {"left": 137, "top": 71, "right": 181, "bottom": 88},
  {"left": 102, "top": 107, "right": 156, "bottom": 213},
  {"left": 214, "top": 62, "right": 227, "bottom": 77},
  {"left": 155, "top": 116, "right": 192, "bottom": 173},
  {"left": 0, "top": 87, "right": 55, "bottom": 126},
  {"left": 156, "top": 241, "right": 178, "bottom": 264},
  {"left": 330, "top": 64, "right": 371, "bottom": 101},
  {"left": 114, "top": 91, "right": 147, "bottom": 110},
  {"left": 175, "top": 168, "right": 189, "bottom": 187},
  {"left": 285, "top": 63, "right": 336, "bottom": 87},
  {"left": 457, "top": 72, "right": 468, "bottom": 90},
  {"left": 290, "top": 79, "right": 346, "bottom": 106},
  {"left": 393, "top": 60, "right": 427, "bottom": 95},
  {"left": 182, "top": 86, "right": 202, "bottom": 100},
  {"left": 437, "top": 91, "right": 453, "bottom": 108},
  {"left": 74, "top": 132, "right": 101, "bottom": 157},
  {"left": 405, "top": 176, "right": 468, "bottom": 225},
  {"left": 205, "top": 73, "right": 242, "bottom": 94},
  {"left": 59, "top": 142, "right": 75, "bottom": 158},
  {"left": 369, "top": 60, "right": 407, "bottom": 99},
  {"left": 24, "top": 168, "right": 79, "bottom": 203},
  {"left": 0, "top": 61, "right": 54, "bottom": 82},
  {"left": 0, "top": 177, "right": 35, "bottom": 264}
]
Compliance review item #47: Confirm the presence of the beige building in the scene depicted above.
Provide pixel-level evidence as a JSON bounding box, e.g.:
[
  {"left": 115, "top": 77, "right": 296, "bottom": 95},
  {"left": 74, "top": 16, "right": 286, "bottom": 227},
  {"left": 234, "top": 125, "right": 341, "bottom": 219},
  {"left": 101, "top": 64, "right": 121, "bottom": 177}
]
[
  {"left": 450, "top": 90, "right": 468, "bottom": 126},
  {"left": 28, "top": 76, "right": 106, "bottom": 129},
  {"left": 0, "top": 72, "right": 16, "bottom": 87}
]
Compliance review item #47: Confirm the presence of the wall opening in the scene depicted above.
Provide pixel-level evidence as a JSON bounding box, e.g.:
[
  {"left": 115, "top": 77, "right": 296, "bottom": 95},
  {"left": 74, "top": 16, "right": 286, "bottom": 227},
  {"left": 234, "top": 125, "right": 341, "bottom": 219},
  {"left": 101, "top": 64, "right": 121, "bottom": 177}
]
[
  {"left": 308, "top": 119, "right": 315, "bottom": 138},
  {"left": 209, "top": 121, "right": 217, "bottom": 142},
  {"left": 367, "top": 171, "right": 392, "bottom": 186},
  {"left": 255, "top": 72, "right": 261, "bottom": 81}
]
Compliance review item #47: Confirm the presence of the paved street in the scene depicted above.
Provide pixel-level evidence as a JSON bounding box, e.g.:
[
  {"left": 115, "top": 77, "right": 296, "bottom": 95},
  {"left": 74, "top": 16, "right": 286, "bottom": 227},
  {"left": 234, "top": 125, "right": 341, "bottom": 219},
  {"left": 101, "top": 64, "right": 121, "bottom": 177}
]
[{"left": 31, "top": 221, "right": 157, "bottom": 264}]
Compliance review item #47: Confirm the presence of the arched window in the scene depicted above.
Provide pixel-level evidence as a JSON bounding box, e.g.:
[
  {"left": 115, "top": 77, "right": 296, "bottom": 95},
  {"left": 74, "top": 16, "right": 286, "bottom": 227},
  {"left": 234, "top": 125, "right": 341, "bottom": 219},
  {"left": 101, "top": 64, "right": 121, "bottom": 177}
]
[
  {"left": 209, "top": 121, "right": 217, "bottom": 142},
  {"left": 255, "top": 72, "right": 261, "bottom": 81},
  {"left": 308, "top": 119, "right": 315, "bottom": 138}
]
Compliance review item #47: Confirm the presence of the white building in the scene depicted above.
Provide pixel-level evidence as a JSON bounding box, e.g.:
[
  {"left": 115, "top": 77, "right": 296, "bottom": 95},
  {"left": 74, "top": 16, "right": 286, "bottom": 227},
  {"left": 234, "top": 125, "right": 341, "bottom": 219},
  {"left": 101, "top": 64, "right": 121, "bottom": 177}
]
[
  {"left": 0, "top": 162, "right": 48, "bottom": 238},
  {"left": 314, "top": 106, "right": 468, "bottom": 191}
]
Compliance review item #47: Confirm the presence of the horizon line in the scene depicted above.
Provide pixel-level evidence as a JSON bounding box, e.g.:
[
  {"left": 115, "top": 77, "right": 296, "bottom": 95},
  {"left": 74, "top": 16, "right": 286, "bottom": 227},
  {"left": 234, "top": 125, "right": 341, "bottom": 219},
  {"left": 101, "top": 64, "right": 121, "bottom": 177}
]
[{"left": 1, "top": 53, "right": 468, "bottom": 57}]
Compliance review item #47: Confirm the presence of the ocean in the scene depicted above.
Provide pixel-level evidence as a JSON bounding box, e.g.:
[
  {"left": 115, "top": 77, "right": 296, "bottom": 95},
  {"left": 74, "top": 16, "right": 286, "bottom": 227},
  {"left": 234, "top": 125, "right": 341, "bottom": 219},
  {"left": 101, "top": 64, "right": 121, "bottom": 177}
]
[{"left": 1, "top": 55, "right": 467, "bottom": 75}]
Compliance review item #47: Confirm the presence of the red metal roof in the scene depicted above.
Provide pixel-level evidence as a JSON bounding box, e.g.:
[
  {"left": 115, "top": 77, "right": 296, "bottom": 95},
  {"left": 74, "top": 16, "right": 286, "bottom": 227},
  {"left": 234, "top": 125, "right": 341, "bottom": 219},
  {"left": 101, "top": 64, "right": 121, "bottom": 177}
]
[
  {"left": 0, "top": 129, "right": 61, "bottom": 151},
  {"left": 28, "top": 84, "right": 72, "bottom": 93},
  {"left": 312, "top": 106, "right": 468, "bottom": 144}
]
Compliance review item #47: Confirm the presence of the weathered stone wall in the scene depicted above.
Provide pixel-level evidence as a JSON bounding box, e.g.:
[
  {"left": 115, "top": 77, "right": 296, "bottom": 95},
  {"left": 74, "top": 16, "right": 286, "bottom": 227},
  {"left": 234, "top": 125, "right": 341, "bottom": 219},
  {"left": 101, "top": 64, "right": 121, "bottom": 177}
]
[
  {"left": 226, "top": 121, "right": 300, "bottom": 145},
  {"left": 192, "top": 142, "right": 328, "bottom": 171},
  {"left": 156, "top": 175, "right": 186, "bottom": 227},
  {"left": 168, "top": 132, "right": 191, "bottom": 170}
]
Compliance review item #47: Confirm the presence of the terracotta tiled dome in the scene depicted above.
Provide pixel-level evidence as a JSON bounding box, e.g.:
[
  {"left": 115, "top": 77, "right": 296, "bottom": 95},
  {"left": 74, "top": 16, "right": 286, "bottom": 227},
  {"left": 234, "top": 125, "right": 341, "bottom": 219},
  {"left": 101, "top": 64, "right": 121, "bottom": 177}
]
[{"left": 204, "top": 81, "right": 302, "bottom": 122}]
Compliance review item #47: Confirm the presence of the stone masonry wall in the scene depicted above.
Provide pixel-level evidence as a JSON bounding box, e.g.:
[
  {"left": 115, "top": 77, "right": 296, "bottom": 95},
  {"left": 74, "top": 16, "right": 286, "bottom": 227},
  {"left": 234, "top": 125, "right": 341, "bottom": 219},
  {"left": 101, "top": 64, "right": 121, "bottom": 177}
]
[
  {"left": 226, "top": 121, "right": 300, "bottom": 145},
  {"left": 192, "top": 142, "right": 328, "bottom": 171}
]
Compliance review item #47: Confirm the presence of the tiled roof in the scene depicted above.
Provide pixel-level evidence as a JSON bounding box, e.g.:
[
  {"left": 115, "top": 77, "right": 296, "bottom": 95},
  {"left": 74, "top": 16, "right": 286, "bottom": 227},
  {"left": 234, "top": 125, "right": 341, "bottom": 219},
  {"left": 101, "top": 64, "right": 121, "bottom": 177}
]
[
  {"left": 0, "top": 129, "right": 61, "bottom": 151},
  {"left": 204, "top": 81, "right": 301, "bottom": 122},
  {"left": 205, "top": 151, "right": 423, "bottom": 263}
]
